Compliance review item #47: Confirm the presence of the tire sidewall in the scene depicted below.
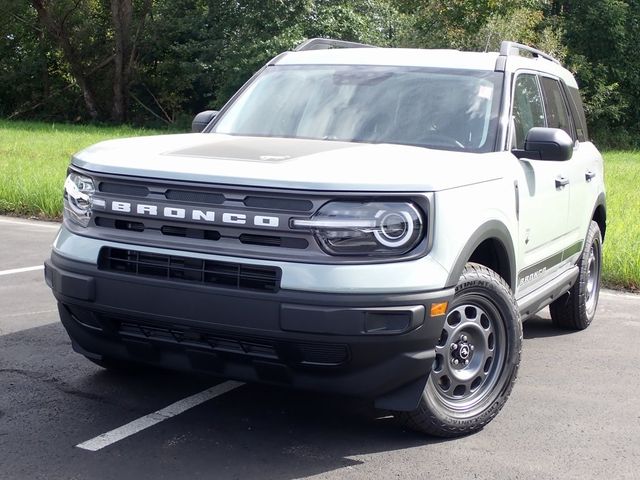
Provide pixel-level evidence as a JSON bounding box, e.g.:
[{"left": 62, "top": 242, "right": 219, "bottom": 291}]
[
  {"left": 423, "top": 266, "right": 522, "bottom": 432},
  {"left": 578, "top": 222, "right": 603, "bottom": 325}
]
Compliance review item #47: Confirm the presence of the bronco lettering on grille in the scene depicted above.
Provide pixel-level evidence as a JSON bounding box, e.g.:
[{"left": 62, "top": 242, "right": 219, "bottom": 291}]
[{"left": 104, "top": 200, "right": 281, "bottom": 228}]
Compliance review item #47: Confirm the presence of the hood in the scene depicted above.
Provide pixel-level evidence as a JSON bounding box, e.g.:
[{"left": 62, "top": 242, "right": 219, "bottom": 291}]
[{"left": 72, "top": 133, "right": 505, "bottom": 192}]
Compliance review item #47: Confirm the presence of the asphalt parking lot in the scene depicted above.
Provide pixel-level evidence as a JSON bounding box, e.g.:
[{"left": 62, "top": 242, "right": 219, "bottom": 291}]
[{"left": 1, "top": 215, "right": 639, "bottom": 480}]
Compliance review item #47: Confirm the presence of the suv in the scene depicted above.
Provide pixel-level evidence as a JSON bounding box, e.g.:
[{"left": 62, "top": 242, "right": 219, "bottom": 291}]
[{"left": 45, "top": 39, "right": 606, "bottom": 437}]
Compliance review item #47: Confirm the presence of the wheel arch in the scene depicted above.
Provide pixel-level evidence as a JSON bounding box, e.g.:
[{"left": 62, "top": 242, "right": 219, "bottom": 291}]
[
  {"left": 592, "top": 192, "right": 606, "bottom": 242},
  {"left": 445, "top": 220, "right": 516, "bottom": 290}
]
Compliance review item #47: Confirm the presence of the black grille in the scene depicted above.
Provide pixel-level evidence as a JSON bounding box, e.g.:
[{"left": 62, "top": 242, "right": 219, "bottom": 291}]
[
  {"left": 166, "top": 189, "right": 225, "bottom": 204},
  {"left": 112, "top": 319, "right": 349, "bottom": 366},
  {"left": 94, "top": 216, "right": 308, "bottom": 249},
  {"left": 160, "top": 225, "right": 221, "bottom": 241},
  {"left": 118, "top": 321, "right": 279, "bottom": 360},
  {"left": 99, "top": 182, "right": 149, "bottom": 197},
  {"left": 95, "top": 217, "right": 145, "bottom": 232},
  {"left": 295, "top": 343, "right": 350, "bottom": 366},
  {"left": 239, "top": 233, "right": 308, "bottom": 249},
  {"left": 98, "top": 181, "right": 312, "bottom": 212},
  {"left": 243, "top": 196, "right": 313, "bottom": 212},
  {"left": 81, "top": 171, "right": 432, "bottom": 264},
  {"left": 98, "top": 247, "right": 280, "bottom": 292}
]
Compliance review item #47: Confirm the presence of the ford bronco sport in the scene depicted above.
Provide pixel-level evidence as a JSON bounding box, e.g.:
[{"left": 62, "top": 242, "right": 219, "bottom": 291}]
[{"left": 45, "top": 39, "right": 606, "bottom": 437}]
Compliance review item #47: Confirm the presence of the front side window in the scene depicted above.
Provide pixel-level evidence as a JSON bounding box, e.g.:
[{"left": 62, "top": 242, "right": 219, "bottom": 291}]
[
  {"left": 212, "top": 65, "right": 503, "bottom": 153},
  {"left": 511, "top": 74, "right": 545, "bottom": 149},
  {"left": 540, "top": 76, "right": 574, "bottom": 140}
]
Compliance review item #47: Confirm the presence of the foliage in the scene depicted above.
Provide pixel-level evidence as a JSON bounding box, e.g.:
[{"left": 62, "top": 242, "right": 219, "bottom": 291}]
[
  {"left": 599, "top": 151, "right": 640, "bottom": 291},
  {"left": 393, "top": 0, "right": 523, "bottom": 48},
  {"left": 0, "top": 120, "right": 166, "bottom": 218},
  {"left": 1, "top": 0, "right": 640, "bottom": 145}
]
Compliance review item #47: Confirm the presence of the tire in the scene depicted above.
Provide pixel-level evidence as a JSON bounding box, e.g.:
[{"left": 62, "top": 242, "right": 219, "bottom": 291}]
[
  {"left": 400, "top": 263, "right": 522, "bottom": 437},
  {"left": 549, "top": 221, "right": 602, "bottom": 330}
]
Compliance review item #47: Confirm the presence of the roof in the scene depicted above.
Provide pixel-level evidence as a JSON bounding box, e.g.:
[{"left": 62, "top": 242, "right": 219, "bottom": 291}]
[
  {"left": 275, "top": 48, "right": 501, "bottom": 71},
  {"left": 273, "top": 47, "right": 578, "bottom": 88}
]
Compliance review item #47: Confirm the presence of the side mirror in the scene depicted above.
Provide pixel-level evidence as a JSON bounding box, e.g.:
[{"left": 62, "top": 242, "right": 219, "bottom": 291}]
[
  {"left": 192, "top": 110, "right": 218, "bottom": 133},
  {"left": 513, "top": 127, "right": 573, "bottom": 161}
]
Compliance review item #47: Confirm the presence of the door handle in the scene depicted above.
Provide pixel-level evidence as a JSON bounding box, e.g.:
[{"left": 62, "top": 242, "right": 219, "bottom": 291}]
[
  {"left": 585, "top": 170, "right": 596, "bottom": 182},
  {"left": 555, "top": 176, "right": 570, "bottom": 189}
]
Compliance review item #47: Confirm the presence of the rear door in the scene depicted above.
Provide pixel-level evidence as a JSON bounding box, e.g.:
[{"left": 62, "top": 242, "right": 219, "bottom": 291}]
[{"left": 540, "top": 77, "right": 601, "bottom": 247}]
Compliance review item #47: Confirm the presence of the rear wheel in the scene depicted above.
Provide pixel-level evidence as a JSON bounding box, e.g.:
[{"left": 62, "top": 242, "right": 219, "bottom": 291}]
[
  {"left": 550, "top": 221, "right": 602, "bottom": 330},
  {"left": 400, "top": 263, "right": 522, "bottom": 437}
]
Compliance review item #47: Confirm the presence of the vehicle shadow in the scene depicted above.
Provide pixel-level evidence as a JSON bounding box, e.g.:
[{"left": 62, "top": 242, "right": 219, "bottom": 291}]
[
  {"left": 73, "top": 367, "right": 458, "bottom": 479},
  {"left": 522, "top": 315, "right": 575, "bottom": 339},
  {"left": 0, "top": 322, "right": 485, "bottom": 480},
  {"left": 141, "top": 383, "right": 456, "bottom": 480}
]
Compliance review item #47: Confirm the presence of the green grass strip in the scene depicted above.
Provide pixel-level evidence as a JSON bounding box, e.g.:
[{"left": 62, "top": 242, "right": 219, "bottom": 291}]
[{"left": 0, "top": 120, "right": 637, "bottom": 290}]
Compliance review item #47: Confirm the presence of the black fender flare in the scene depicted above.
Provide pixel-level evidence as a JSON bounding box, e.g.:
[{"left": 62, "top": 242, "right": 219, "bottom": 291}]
[
  {"left": 591, "top": 191, "right": 607, "bottom": 241},
  {"left": 445, "top": 220, "right": 516, "bottom": 289}
]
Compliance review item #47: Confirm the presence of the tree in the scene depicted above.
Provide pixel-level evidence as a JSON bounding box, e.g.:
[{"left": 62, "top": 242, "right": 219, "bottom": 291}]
[
  {"left": 28, "top": 0, "right": 152, "bottom": 121},
  {"left": 557, "top": 1, "right": 634, "bottom": 135},
  {"left": 392, "top": 0, "right": 522, "bottom": 48},
  {"left": 31, "top": 0, "right": 103, "bottom": 119},
  {"left": 1, "top": 0, "right": 638, "bottom": 146},
  {"left": 110, "top": 0, "right": 152, "bottom": 122}
]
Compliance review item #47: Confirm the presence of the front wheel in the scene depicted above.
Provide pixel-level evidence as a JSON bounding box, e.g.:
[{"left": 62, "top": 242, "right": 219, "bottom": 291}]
[{"left": 400, "top": 263, "right": 522, "bottom": 437}]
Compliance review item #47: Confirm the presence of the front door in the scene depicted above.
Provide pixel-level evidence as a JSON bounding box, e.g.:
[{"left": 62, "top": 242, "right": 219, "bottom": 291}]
[{"left": 510, "top": 72, "right": 572, "bottom": 291}]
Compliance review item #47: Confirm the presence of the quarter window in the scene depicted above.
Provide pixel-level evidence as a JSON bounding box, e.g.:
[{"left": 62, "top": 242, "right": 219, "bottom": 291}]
[
  {"left": 567, "top": 86, "right": 589, "bottom": 142},
  {"left": 512, "top": 74, "right": 545, "bottom": 149}
]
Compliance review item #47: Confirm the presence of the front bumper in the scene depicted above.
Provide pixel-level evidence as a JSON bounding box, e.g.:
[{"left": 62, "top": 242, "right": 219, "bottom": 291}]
[{"left": 45, "top": 250, "right": 454, "bottom": 411}]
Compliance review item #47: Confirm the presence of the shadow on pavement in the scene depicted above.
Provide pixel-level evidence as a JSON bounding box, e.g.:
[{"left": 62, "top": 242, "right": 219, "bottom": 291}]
[
  {"left": 132, "top": 384, "right": 455, "bottom": 480},
  {"left": 522, "top": 316, "right": 576, "bottom": 339},
  {"left": 1, "top": 322, "right": 456, "bottom": 480}
]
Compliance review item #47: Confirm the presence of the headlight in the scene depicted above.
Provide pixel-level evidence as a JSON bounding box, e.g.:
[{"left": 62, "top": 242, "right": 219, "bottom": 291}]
[
  {"left": 63, "top": 172, "right": 95, "bottom": 227},
  {"left": 291, "top": 201, "right": 424, "bottom": 256}
]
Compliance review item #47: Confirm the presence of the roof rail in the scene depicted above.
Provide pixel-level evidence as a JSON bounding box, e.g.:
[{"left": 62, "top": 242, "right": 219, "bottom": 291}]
[
  {"left": 499, "top": 40, "right": 561, "bottom": 65},
  {"left": 295, "top": 38, "right": 376, "bottom": 52}
]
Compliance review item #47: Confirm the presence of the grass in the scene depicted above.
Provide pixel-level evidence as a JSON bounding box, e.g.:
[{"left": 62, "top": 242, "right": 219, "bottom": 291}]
[
  {"left": 600, "top": 151, "right": 640, "bottom": 291},
  {"left": 0, "top": 120, "right": 637, "bottom": 290},
  {"left": 0, "top": 120, "right": 167, "bottom": 218}
]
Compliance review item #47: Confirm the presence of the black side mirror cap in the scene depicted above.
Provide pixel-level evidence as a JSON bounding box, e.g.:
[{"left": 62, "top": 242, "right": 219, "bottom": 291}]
[
  {"left": 192, "top": 110, "right": 219, "bottom": 133},
  {"left": 512, "top": 127, "right": 573, "bottom": 161}
]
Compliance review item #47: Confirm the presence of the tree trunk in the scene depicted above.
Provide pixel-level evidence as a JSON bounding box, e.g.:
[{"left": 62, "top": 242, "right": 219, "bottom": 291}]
[
  {"left": 111, "top": 0, "right": 133, "bottom": 123},
  {"left": 111, "top": 0, "right": 152, "bottom": 123},
  {"left": 31, "top": 0, "right": 100, "bottom": 120}
]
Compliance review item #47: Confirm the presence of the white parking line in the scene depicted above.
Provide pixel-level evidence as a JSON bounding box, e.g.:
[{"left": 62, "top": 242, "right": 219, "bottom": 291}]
[
  {"left": 76, "top": 380, "right": 244, "bottom": 452},
  {"left": 0, "top": 265, "right": 44, "bottom": 276},
  {"left": 0, "top": 218, "right": 60, "bottom": 229},
  {"left": 0, "top": 309, "right": 57, "bottom": 319}
]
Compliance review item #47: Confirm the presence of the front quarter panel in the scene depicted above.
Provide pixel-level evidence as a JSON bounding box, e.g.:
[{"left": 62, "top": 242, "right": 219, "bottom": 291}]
[{"left": 431, "top": 176, "right": 519, "bottom": 290}]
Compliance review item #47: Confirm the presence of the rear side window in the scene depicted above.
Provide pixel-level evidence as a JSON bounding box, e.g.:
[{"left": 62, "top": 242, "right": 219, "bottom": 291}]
[
  {"left": 540, "top": 77, "right": 574, "bottom": 140},
  {"left": 566, "top": 86, "right": 589, "bottom": 142},
  {"left": 512, "top": 74, "right": 545, "bottom": 149}
]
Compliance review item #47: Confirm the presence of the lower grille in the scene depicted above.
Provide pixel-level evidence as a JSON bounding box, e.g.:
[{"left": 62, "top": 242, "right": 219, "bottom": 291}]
[
  {"left": 105, "top": 316, "right": 350, "bottom": 367},
  {"left": 119, "top": 321, "right": 279, "bottom": 360},
  {"left": 295, "top": 343, "right": 350, "bottom": 366},
  {"left": 98, "top": 247, "right": 280, "bottom": 292}
]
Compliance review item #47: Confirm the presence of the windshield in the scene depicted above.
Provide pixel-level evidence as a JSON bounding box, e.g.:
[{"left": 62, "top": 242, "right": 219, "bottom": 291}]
[{"left": 212, "top": 65, "right": 503, "bottom": 152}]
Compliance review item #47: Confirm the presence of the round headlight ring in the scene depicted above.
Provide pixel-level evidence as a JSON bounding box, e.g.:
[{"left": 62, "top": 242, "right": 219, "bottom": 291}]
[{"left": 374, "top": 209, "right": 415, "bottom": 248}]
